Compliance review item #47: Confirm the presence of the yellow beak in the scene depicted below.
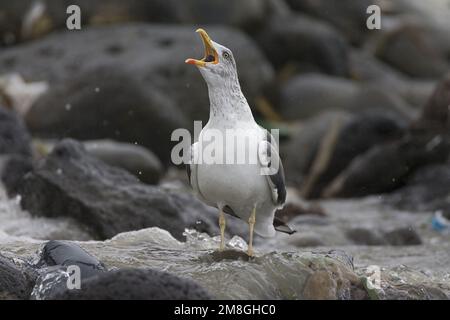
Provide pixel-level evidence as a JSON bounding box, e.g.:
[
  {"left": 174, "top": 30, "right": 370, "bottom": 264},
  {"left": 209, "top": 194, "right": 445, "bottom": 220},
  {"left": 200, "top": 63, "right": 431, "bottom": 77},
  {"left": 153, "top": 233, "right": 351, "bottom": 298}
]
[{"left": 185, "top": 28, "right": 218, "bottom": 67}]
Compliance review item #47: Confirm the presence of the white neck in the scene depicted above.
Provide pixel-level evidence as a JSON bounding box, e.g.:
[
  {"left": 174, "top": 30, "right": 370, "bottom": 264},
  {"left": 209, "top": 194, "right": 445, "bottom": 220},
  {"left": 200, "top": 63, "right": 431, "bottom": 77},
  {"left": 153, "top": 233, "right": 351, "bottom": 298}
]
[{"left": 206, "top": 81, "right": 255, "bottom": 126}]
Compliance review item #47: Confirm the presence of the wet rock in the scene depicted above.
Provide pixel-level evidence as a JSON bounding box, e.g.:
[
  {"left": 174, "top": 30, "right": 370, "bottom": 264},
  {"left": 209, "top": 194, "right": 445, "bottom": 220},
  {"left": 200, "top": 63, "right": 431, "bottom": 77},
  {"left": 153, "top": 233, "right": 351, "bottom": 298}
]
[
  {"left": 346, "top": 227, "right": 422, "bottom": 246},
  {"left": 286, "top": 0, "right": 373, "bottom": 44},
  {"left": 0, "top": 24, "right": 273, "bottom": 126},
  {"left": 301, "top": 112, "right": 405, "bottom": 198},
  {"left": 324, "top": 134, "right": 450, "bottom": 198},
  {"left": 0, "top": 106, "right": 31, "bottom": 157},
  {"left": 346, "top": 228, "right": 387, "bottom": 246},
  {"left": 83, "top": 140, "right": 163, "bottom": 185},
  {"left": 384, "top": 227, "right": 422, "bottom": 246},
  {"left": 0, "top": 254, "right": 35, "bottom": 299},
  {"left": 284, "top": 111, "right": 405, "bottom": 194},
  {"left": 1, "top": 154, "right": 33, "bottom": 197},
  {"left": 18, "top": 139, "right": 246, "bottom": 240},
  {"left": 278, "top": 73, "right": 412, "bottom": 121},
  {"left": 375, "top": 23, "right": 449, "bottom": 79},
  {"left": 348, "top": 50, "right": 434, "bottom": 110},
  {"left": 257, "top": 14, "right": 349, "bottom": 76},
  {"left": 283, "top": 111, "right": 351, "bottom": 186},
  {"left": 413, "top": 73, "right": 450, "bottom": 133},
  {"left": 389, "top": 162, "right": 450, "bottom": 213},
  {"left": 51, "top": 268, "right": 212, "bottom": 300},
  {"left": 26, "top": 66, "right": 187, "bottom": 164},
  {"left": 278, "top": 74, "right": 357, "bottom": 120},
  {"left": 37, "top": 240, "right": 107, "bottom": 279}
]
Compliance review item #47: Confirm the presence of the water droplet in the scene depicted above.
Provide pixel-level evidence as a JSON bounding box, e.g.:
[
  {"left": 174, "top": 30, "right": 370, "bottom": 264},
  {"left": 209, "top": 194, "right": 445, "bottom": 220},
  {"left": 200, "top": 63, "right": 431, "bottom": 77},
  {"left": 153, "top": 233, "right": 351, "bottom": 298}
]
[{"left": 65, "top": 104, "right": 72, "bottom": 111}]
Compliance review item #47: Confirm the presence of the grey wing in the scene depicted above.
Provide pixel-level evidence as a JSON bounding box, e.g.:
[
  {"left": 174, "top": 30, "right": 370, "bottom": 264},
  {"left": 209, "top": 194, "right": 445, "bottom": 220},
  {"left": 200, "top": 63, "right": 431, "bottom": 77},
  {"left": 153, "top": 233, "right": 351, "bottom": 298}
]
[
  {"left": 258, "top": 132, "right": 287, "bottom": 206},
  {"left": 186, "top": 142, "right": 214, "bottom": 206}
]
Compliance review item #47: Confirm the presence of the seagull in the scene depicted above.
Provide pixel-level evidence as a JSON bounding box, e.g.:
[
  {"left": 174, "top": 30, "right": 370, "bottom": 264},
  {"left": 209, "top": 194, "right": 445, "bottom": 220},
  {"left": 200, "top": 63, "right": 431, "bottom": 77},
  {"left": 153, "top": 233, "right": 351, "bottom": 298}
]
[{"left": 185, "top": 29, "right": 295, "bottom": 256}]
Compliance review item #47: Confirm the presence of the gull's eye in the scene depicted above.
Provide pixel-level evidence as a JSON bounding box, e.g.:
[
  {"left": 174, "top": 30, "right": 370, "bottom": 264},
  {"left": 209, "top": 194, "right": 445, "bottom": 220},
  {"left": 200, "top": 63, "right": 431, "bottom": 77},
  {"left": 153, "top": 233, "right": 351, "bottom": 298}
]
[{"left": 222, "top": 51, "right": 231, "bottom": 60}]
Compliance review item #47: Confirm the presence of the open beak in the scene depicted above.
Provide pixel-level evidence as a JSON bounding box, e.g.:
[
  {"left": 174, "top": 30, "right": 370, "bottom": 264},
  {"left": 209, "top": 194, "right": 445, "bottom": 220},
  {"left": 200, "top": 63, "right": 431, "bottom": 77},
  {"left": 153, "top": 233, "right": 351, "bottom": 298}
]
[{"left": 185, "top": 28, "right": 218, "bottom": 67}]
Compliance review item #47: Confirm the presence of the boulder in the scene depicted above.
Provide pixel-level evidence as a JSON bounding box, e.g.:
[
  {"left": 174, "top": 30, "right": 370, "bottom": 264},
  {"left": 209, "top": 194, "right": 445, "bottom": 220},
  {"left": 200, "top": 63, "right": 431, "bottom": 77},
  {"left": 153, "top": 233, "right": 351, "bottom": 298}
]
[
  {"left": 278, "top": 73, "right": 413, "bottom": 121},
  {"left": 301, "top": 112, "right": 405, "bottom": 198},
  {"left": 37, "top": 240, "right": 107, "bottom": 279},
  {"left": 50, "top": 268, "right": 212, "bottom": 300},
  {"left": 413, "top": 73, "right": 450, "bottom": 133},
  {"left": 285, "top": 0, "right": 373, "bottom": 44},
  {"left": 375, "top": 23, "right": 449, "bottom": 79},
  {"left": 257, "top": 14, "right": 349, "bottom": 76},
  {"left": 0, "top": 106, "right": 31, "bottom": 157},
  {"left": 0, "top": 254, "right": 35, "bottom": 300},
  {"left": 83, "top": 140, "right": 163, "bottom": 184},
  {"left": 0, "top": 24, "right": 274, "bottom": 126},
  {"left": 18, "top": 139, "right": 246, "bottom": 240},
  {"left": 324, "top": 134, "right": 450, "bottom": 198},
  {"left": 388, "top": 162, "right": 450, "bottom": 213},
  {"left": 26, "top": 66, "right": 187, "bottom": 164}
]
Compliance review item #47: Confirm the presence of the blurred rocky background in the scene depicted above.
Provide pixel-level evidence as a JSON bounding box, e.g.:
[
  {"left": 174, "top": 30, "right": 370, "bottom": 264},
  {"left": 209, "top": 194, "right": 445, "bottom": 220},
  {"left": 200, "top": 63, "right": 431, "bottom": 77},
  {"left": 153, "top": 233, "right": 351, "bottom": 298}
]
[{"left": 0, "top": 0, "right": 449, "bottom": 300}]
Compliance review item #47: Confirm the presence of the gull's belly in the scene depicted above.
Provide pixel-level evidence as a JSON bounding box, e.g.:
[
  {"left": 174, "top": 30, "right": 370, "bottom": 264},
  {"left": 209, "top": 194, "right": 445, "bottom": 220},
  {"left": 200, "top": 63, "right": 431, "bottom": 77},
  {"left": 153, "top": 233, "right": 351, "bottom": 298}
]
[{"left": 197, "top": 163, "right": 269, "bottom": 210}]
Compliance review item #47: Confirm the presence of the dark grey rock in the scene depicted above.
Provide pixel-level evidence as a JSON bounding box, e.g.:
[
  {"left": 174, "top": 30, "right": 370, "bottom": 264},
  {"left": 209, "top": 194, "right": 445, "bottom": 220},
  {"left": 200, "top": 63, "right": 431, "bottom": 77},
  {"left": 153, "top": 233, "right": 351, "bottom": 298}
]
[
  {"left": 413, "top": 73, "right": 450, "bottom": 133},
  {"left": 375, "top": 24, "right": 449, "bottom": 79},
  {"left": 0, "top": 254, "right": 35, "bottom": 300},
  {"left": 303, "top": 112, "right": 406, "bottom": 198},
  {"left": 51, "top": 268, "right": 212, "bottom": 300},
  {"left": 346, "top": 228, "right": 387, "bottom": 246},
  {"left": 285, "top": 0, "right": 373, "bottom": 44},
  {"left": 0, "top": 24, "right": 273, "bottom": 126},
  {"left": 384, "top": 227, "right": 422, "bottom": 246},
  {"left": 83, "top": 139, "right": 163, "bottom": 185},
  {"left": 278, "top": 73, "right": 412, "bottom": 121},
  {"left": 1, "top": 154, "right": 33, "bottom": 197},
  {"left": 257, "top": 14, "right": 349, "bottom": 76},
  {"left": 0, "top": 106, "right": 31, "bottom": 157},
  {"left": 283, "top": 111, "right": 351, "bottom": 186},
  {"left": 389, "top": 162, "right": 450, "bottom": 213},
  {"left": 324, "top": 134, "right": 450, "bottom": 198},
  {"left": 37, "top": 240, "right": 107, "bottom": 279},
  {"left": 18, "top": 139, "right": 246, "bottom": 240},
  {"left": 26, "top": 66, "right": 187, "bottom": 164}
]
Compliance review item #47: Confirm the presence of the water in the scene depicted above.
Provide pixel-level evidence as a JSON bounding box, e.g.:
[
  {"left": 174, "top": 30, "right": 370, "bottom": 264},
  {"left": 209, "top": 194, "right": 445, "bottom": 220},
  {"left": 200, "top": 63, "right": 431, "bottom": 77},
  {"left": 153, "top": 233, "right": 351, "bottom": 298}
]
[{"left": 1, "top": 183, "right": 449, "bottom": 299}]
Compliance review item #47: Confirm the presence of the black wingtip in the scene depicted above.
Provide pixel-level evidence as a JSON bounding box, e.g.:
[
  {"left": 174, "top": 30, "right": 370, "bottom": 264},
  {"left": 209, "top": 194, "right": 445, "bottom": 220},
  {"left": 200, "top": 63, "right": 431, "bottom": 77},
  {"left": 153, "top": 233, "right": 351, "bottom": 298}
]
[{"left": 273, "top": 217, "right": 296, "bottom": 235}]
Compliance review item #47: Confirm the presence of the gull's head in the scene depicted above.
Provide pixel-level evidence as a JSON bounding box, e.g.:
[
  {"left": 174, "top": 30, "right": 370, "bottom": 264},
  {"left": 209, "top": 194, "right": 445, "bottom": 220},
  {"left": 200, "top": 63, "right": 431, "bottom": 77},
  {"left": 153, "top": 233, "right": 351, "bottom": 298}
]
[{"left": 185, "top": 28, "right": 238, "bottom": 89}]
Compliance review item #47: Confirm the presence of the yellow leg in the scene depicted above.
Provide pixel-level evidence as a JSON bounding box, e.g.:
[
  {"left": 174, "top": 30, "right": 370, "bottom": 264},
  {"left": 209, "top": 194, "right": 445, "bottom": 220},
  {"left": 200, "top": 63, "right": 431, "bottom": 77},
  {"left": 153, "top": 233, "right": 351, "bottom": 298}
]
[
  {"left": 219, "top": 210, "right": 226, "bottom": 251},
  {"left": 247, "top": 207, "right": 256, "bottom": 257}
]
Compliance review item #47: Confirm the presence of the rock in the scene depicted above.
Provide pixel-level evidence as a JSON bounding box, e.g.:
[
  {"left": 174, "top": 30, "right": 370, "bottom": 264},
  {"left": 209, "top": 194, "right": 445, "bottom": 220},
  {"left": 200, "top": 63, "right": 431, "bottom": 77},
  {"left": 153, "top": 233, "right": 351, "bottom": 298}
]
[
  {"left": 384, "top": 227, "right": 422, "bottom": 246},
  {"left": 301, "top": 112, "right": 406, "bottom": 198},
  {"left": 345, "top": 228, "right": 387, "bottom": 246},
  {"left": 83, "top": 140, "right": 163, "bottom": 184},
  {"left": 51, "top": 268, "right": 212, "bottom": 300},
  {"left": 283, "top": 111, "right": 351, "bottom": 186},
  {"left": 167, "top": 0, "right": 270, "bottom": 33},
  {"left": 0, "top": 254, "right": 35, "bottom": 299},
  {"left": 18, "top": 139, "right": 246, "bottom": 240},
  {"left": 37, "top": 240, "right": 107, "bottom": 279},
  {"left": 413, "top": 73, "right": 450, "bottom": 133},
  {"left": 1, "top": 154, "right": 33, "bottom": 197},
  {"left": 348, "top": 50, "right": 434, "bottom": 110},
  {"left": 375, "top": 23, "right": 449, "bottom": 79},
  {"left": 278, "top": 74, "right": 358, "bottom": 120},
  {"left": 346, "top": 227, "right": 422, "bottom": 246},
  {"left": 26, "top": 66, "right": 187, "bottom": 165},
  {"left": 0, "top": 24, "right": 273, "bottom": 126},
  {"left": 257, "top": 14, "right": 349, "bottom": 76},
  {"left": 0, "top": 106, "right": 31, "bottom": 157},
  {"left": 278, "top": 73, "right": 413, "bottom": 121},
  {"left": 285, "top": 0, "right": 373, "bottom": 44},
  {"left": 388, "top": 162, "right": 450, "bottom": 213},
  {"left": 324, "top": 134, "right": 450, "bottom": 198}
]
